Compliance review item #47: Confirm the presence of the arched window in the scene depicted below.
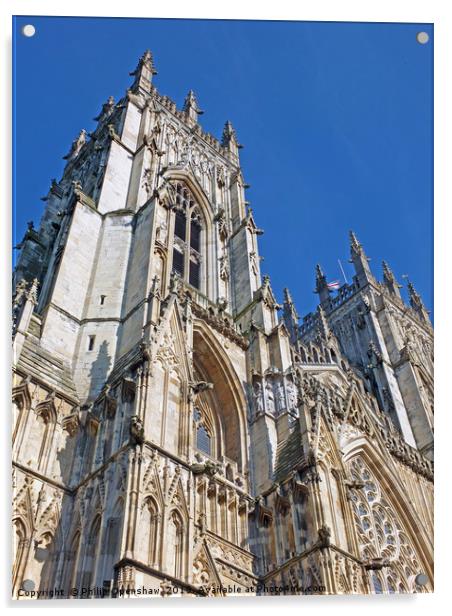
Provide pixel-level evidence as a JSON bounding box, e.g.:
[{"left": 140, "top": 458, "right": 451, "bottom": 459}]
[
  {"left": 13, "top": 518, "right": 28, "bottom": 595},
  {"left": 372, "top": 572, "right": 383, "bottom": 594},
  {"left": 194, "top": 407, "right": 212, "bottom": 456},
  {"left": 35, "top": 399, "right": 57, "bottom": 473},
  {"left": 80, "top": 516, "right": 101, "bottom": 590},
  {"left": 101, "top": 502, "right": 122, "bottom": 587},
  {"left": 387, "top": 576, "right": 396, "bottom": 594},
  {"left": 63, "top": 531, "right": 80, "bottom": 594},
  {"left": 146, "top": 498, "right": 160, "bottom": 568},
  {"left": 349, "top": 456, "right": 429, "bottom": 593},
  {"left": 167, "top": 511, "right": 184, "bottom": 579},
  {"left": 171, "top": 182, "right": 203, "bottom": 290}
]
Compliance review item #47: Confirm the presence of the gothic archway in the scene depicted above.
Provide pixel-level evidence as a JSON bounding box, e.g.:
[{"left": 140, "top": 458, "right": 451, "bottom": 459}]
[
  {"left": 192, "top": 320, "right": 248, "bottom": 472},
  {"left": 343, "top": 445, "right": 433, "bottom": 592}
]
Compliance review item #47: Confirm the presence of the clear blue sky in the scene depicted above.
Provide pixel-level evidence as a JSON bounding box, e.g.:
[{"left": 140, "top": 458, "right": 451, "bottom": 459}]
[{"left": 13, "top": 16, "right": 433, "bottom": 319}]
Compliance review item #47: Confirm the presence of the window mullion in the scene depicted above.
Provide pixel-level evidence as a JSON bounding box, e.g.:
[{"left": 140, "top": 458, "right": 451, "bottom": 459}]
[{"left": 185, "top": 208, "right": 191, "bottom": 284}]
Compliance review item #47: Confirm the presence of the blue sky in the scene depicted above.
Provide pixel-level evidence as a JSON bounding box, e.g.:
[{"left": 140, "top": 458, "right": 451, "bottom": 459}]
[{"left": 13, "top": 16, "right": 433, "bottom": 319}]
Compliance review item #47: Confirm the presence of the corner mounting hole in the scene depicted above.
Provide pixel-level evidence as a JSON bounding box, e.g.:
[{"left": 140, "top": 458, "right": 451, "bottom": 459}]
[
  {"left": 416, "top": 32, "right": 429, "bottom": 45},
  {"left": 22, "top": 24, "right": 36, "bottom": 37}
]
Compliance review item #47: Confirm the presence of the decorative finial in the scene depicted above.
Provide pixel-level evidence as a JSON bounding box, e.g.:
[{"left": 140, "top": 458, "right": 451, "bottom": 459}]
[
  {"left": 315, "top": 264, "right": 328, "bottom": 290},
  {"left": 314, "top": 263, "right": 331, "bottom": 305},
  {"left": 183, "top": 90, "right": 203, "bottom": 115},
  {"left": 407, "top": 279, "right": 423, "bottom": 306},
  {"left": 129, "top": 50, "right": 157, "bottom": 93},
  {"left": 221, "top": 120, "right": 242, "bottom": 149},
  {"left": 130, "top": 50, "right": 157, "bottom": 77},
  {"left": 93, "top": 96, "right": 115, "bottom": 122},
  {"left": 349, "top": 230, "right": 362, "bottom": 254},
  {"left": 382, "top": 260, "right": 392, "bottom": 279},
  {"left": 63, "top": 129, "right": 87, "bottom": 161},
  {"left": 407, "top": 279, "right": 430, "bottom": 322},
  {"left": 382, "top": 261, "right": 402, "bottom": 297},
  {"left": 283, "top": 287, "right": 294, "bottom": 305}
]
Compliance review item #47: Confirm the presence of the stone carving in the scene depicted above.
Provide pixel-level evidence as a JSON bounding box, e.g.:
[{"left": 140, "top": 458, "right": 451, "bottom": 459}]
[
  {"left": 11, "top": 48, "right": 433, "bottom": 600},
  {"left": 218, "top": 255, "right": 229, "bottom": 281},
  {"left": 63, "top": 129, "right": 87, "bottom": 161},
  {"left": 265, "top": 381, "right": 275, "bottom": 415},
  {"left": 287, "top": 381, "right": 298, "bottom": 410},
  {"left": 189, "top": 380, "right": 213, "bottom": 401},
  {"left": 130, "top": 415, "right": 144, "bottom": 445},
  {"left": 253, "top": 381, "right": 264, "bottom": 416},
  {"left": 276, "top": 381, "right": 286, "bottom": 413},
  {"left": 317, "top": 525, "right": 331, "bottom": 548},
  {"left": 214, "top": 209, "right": 229, "bottom": 241}
]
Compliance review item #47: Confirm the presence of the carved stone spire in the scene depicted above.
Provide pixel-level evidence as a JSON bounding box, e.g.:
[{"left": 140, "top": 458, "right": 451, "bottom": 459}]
[
  {"left": 27, "top": 278, "right": 40, "bottom": 304},
  {"left": 382, "top": 261, "right": 402, "bottom": 299},
  {"left": 282, "top": 288, "right": 300, "bottom": 344},
  {"left": 348, "top": 230, "right": 372, "bottom": 286},
  {"left": 407, "top": 280, "right": 430, "bottom": 322},
  {"left": 129, "top": 50, "right": 157, "bottom": 93},
  {"left": 183, "top": 89, "right": 203, "bottom": 123},
  {"left": 221, "top": 120, "right": 242, "bottom": 161},
  {"left": 316, "top": 305, "right": 331, "bottom": 341},
  {"left": 349, "top": 230, "right": 362, "bottom": 256},
  {"left": 314, "top": 264, "right": 330, "bottom": 306},
  {"left": 63, "top": 129, "right": 87, "bottom": 161},
  {"left": 283, "top": 287, "right": 296, "bottom": 308},
  {"left": 93, "top": 95, "right": 115, "bottom": 122}
]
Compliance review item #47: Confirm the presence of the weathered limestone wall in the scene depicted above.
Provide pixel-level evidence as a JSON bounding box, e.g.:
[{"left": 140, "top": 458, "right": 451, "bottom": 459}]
[
  {"left": 40, "top": 203, "right": 102, "bottom": 363},
  {"left": 97, "top": 141, "right": 134, "bottom": 214},
  {"left": 116, "top": 202, "right": 156, "bottom": 358}
]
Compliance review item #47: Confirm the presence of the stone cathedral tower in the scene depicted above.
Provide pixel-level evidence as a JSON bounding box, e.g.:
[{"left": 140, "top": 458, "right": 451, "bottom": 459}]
[{"left": 12, "top": 51, "right": 433, "bottom": 599}]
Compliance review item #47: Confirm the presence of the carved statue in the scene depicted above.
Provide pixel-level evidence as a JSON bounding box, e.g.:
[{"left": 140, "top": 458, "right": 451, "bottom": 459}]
[
  {"left": 142, "top": 167, "right": 153, "bottom": 198},
  {"left": 276, "top": 382, "right": 286, "bottom": 413},
  {"left": 218, "top": 255, "right": 229, "bottom": 281},
  {"left": 287, "top": 381, "right": 298, "bottom": 410},
  {"left": 169, "top": 270, "right": 180, "bottom": 293},
  {"left": 130, "top": 415, "right": 145, "bottom": 445},
  {"left": 265, "top": 381, "right": 275, "bottom": 415},
  {"left": 249, "top": 251, "right": 259, "bottom": 276},
  {"left": 253, "top": 382, "right": 264, "bottom": 415},
  {"left": 214, "top": 209, "right": 228, "bottom": 242},
  {"left": 189, "top": 380, "right": 213, "bottom": 402},
  {"left": 216, "top": 165, "right": 225, "bottom": 188},
  {"left": 318, "top": 524, "right": 331, "bottom": 548}
]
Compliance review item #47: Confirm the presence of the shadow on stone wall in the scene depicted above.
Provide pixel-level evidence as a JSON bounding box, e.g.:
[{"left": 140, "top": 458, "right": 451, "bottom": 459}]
[{"left": 87, "top": 340, "right": 112, "bottom": 402}]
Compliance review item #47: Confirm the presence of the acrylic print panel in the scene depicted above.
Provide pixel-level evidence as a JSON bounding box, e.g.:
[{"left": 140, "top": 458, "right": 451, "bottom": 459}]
[{"left": 12, "top": 15, "right": 433, "bottom": 599}]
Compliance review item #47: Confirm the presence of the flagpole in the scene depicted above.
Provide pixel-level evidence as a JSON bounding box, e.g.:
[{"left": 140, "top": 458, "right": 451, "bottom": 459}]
[{"left": 338, "top": 259, "right": 348, "bottom": 284}]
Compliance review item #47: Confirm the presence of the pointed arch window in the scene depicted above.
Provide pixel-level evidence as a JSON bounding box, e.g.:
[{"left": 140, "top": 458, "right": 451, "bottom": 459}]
[
  {"left": 372, "top": 573, "right": 383, "bottom": 594},
  {"left": 101, "top": 503, "right": 123, "bottom": 586},
  {"left": 349, "top": 456, "right": 430, "bottom": 593},
  {"left": 171, "top": 182, "right": 203, "bottom": 291},
  {"left": 63, "top": 530, "right": 81, "bottom": 594},
  {"left": 13, "top": 518, "right": 28, "bottom": 595},
  {"left": 194, "top": 407, "right": 212, "bottom": 456},
  {"left": 35, "top": 399, "right": 57, "bottom": 473},
  {"left": 80, "top": 516, "right": 101, "bottom": 591},
  {"left": 146, "top": 497, "right": 160, "bottom": 568},
  {"left": 167, "top": 510, "right": 184, "bottom": 579}
]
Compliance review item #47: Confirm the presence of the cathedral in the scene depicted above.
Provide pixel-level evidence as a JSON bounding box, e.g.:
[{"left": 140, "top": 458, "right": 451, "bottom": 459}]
[{"left": 12, "top": 50, "right": 434, "bottom": 598}]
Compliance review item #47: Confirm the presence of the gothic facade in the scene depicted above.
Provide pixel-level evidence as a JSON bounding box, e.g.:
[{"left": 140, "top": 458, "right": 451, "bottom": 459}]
[{"left": 12, "top": 51, "right": 433, "bottom": 599}]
